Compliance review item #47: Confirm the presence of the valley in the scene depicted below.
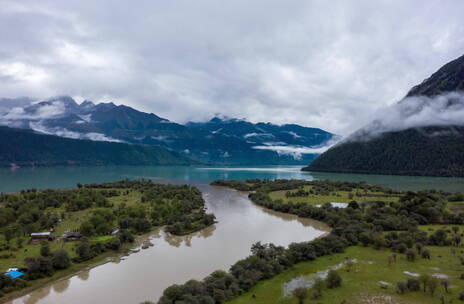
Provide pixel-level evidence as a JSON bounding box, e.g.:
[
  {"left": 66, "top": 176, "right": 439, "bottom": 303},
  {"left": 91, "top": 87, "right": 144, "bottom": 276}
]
[{"left": 2, "top": 2, "right": 464, "bottom": 304}]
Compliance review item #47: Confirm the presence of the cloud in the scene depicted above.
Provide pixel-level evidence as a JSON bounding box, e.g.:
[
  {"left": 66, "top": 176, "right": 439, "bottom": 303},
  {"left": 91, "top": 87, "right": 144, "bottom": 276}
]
[
  {"left": 29, "top": 121, "right": 122, "bottom": 143},
  {"left": 1, "top": 101, "right": 66, "bottom": 122},
  {"left": 253, "top": 135, "right": 341, "bottom": 159},
  {"left": 244, "top": 133, "right": 275, "bottom": 139},
  {"left": 346, "top": 91, "right": 464, "bottom": 142},
  {"left": 1, "top": 1, "right": 464, "bottom": 135}
]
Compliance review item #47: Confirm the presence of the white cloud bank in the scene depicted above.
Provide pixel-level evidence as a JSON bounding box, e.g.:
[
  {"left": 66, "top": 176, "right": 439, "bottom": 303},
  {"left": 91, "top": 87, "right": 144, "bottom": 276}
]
[
  {"left": 253, "top": 136, "right": 341, "bottom": 159},
  {"left": 1, "top": 1, "right": 464, "bottom": 135},
  {"left": 347, "top": 91, "right": 464, "bottom": 142},
  {"left": 29, "top": 121, "right": 122, "bottom": 143}
]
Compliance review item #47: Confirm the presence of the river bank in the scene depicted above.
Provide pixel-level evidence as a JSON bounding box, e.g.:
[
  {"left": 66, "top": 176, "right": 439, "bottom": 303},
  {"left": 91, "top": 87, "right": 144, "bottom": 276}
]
[{"left": 7, "top": 182, "right": 328, "bottom": 304}]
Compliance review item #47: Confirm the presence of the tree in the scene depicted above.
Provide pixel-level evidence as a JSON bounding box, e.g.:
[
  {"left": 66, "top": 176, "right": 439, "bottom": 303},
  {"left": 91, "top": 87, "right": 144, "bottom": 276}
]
[
  {"left": 52, "top": 250, "right": 71, "bottom": 269},
  {"left": 421, "top": 249, "right": 431, "bottom": 259},
  {"left": 105, "top": 237, "right": 121, "bottom": 250},
  {"left": 24, "top": 256, "right": 54, "bottom": 279},
  {"left": 426, "top": 277, "right": 439, "bottom": 296},
  {"left": 326, "top": 270, "right": 342, "bottom": 288},
  {"left": 440, "top": 279, "right": 450, "bottom": 293},
  {"left": 419, "top": 274, "right": 431, "bottom": 292},
  {"left": 415, "top": 242, "right": 423, "bottom": 254},
  {"left": 396, "top": 282, "right": 408, "bottom": 294},
  {"left": 453, "top": 235, "right": 462, "bottom": 247},
  {"left": 3, "top": 226, "right": 15, "bottom": 245},
  {"left": 292, "top": 287, "right": 307, "bottom": 304},
  {"left": 79, "top": 221, "right": 95, "bottom": 237},
  {"left": 75, "top": 241, "right": 92, "bottom": 261},
  {"left": 16, "top": 237, "right": 24, "bottom": 248},
  {"left": 313, "top": 277, "right": 324, "bottom": 293},
  {"left": 406, "top": 279, "right": 420, "bottom": 291},
  {"left": 406, "top": 249, "right": 416, "bottom": 261},
  {"left": 40, "top": 241, "right": 51, "bottom": 257}
]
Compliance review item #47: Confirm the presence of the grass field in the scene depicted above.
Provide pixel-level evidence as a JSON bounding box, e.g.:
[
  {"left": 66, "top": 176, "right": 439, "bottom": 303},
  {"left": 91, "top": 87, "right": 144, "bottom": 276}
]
[
  {"left": 227, "top": 243, "right": 464, "bottom": 304},
  {"left": 268, "top": 186, "right": 400, "bottom": 205},
  {"left": 449, "top": 201, "right": 464, "bottom": 213},
  {"left": 0, "top": 188, "right": 146, "bottom": 302}
]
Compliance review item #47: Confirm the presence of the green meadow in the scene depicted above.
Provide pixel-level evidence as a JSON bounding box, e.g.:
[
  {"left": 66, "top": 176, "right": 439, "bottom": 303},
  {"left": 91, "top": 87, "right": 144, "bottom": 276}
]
[{"left": 228, "top": 242, "right": 464, "bottom": 304}]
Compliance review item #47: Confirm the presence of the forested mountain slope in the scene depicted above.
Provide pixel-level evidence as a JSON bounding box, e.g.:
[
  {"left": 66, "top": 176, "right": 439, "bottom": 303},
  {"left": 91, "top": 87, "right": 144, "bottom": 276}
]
[
  {"left": 304, "top": 54, "right": 464, "bottom": 177},
  {"left": 0, "top": 126, "right": 194, "bottom": 167}
]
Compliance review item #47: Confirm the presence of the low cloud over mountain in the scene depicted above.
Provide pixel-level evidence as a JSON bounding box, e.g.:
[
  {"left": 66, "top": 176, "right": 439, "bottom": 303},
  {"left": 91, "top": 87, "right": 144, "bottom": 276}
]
[{"left": 0, "top": 96, "right": 335, "bottom": 165}]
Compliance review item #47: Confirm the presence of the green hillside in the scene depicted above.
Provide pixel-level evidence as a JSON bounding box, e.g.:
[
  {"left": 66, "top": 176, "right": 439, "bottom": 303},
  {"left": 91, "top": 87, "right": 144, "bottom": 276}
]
[
  {"left": 303, "top": 126, "right": 464, "bottom": 177},
  {"left": 0, "top": 126, "right": 194, "bottom": 167}
]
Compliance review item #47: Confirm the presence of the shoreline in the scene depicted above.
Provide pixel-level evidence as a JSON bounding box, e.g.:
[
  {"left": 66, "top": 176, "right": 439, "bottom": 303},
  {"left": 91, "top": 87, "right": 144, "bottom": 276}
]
[
  {"left": 2, "top": 185, "right": 331, "bottom": 304},
  {"left": 0, "top": 226, "right": 195, "bottom": 304}
]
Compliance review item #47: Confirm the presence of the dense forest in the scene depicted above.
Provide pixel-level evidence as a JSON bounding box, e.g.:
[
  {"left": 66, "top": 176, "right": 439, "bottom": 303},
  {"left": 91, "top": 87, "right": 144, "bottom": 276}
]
[
  {"left": 154, "top": 179, "right": 463, "bottom": 304},
  {"left": 303, "top": 125, "right": 464, "bottom": 177},
  {"left": 0, "top": 180, "right": 215, "bottom": 296},
  {"left": 0, "top": 126, "right": 194, "bottom": 167}
]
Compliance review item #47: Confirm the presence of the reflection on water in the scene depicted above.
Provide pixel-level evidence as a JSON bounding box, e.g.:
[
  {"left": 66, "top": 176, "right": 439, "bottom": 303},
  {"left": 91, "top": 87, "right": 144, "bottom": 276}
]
[
  {"left": 164, "top": 224, "right": 217, "bottom": 248},
  {"left": 77, "top": 270, "right": 89, "bottom": 281},
  {"left": 22, "top": 286, "right": 51, "bottom": 304},
  {"left": 8, "top": 184, "right": 329, "bottom": 304},
  {"left": 52, "top": 280, "right": 70, "bottom": 294}
]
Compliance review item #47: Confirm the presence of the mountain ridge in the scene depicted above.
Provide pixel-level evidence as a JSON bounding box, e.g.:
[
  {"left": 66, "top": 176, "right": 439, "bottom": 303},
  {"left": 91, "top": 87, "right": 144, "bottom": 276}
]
[
  {"left": 0, "top": 97, "right": 335, "bottom": 165},
  {"left": 0, "top": 126, "right": 194, "bottom": 167},
  {"left": 304, "top": 54, "right": 464, "bottom": 177}
]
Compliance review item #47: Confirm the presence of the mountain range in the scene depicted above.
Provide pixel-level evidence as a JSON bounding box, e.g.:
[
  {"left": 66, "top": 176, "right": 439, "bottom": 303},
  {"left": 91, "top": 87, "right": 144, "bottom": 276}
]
[
  {"left": 0, "top": 97, "right": 335, "bottom": 166},
  {"left": 304, "top": 54, "right": 464, "bottom": 177}
]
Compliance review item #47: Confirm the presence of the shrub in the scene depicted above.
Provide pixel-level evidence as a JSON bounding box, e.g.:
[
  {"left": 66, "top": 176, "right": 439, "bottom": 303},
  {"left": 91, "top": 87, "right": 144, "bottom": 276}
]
[
  {"left": 105, "top": 238, "right": 121, "bottom": 250},
  {"left": 415, "top": 242, "right": 423, "bottom": 254},
  {"left": 326, "top": 270, "right": 342, "bottom": 288},
  {"left": 118, "top": 230, "right": 134, "bottom": 243},
  {"left": 397, "top": 282, "right": 408, "bottom": 294},
  {"left": 406, "top": 249, "right": 416, "bottom": 261},
  {"left": 421, "top": 249, "right": 431, "bottom": 259},
  {"left": 52, "top": 250, "right": 71, "bottom": 269},
  {"left": 406, "top": 279, "right": 420, "bottom": 291},
  {"left": 24, "top": 256, "right": 54, "bottom": 279},
  {"left": 40, "top": 241, "right": 51, "bottom": 257},
  {"left": 394, "top": 243, "right": 408, "bottom": 254},
  {"left": 292, "top": 287, "right": 308, "bottom": 304},
  {"left": 311, "top": 289, "right": 321, "bottom": 299},
  {"left": 313, "top": 277, "right": 324, "bottom": 292},
  {"left": 426, "top": 277, "right": 439, "bottom": 296},
  {"left": 75, "top": 241, "right": 92, "bottom": 261}
]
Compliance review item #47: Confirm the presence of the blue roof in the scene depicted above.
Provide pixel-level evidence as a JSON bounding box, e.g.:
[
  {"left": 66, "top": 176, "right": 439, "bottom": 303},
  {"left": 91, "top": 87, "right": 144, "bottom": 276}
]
[{"left": 4, "top": 270, "right": 25, "bottom": 279}]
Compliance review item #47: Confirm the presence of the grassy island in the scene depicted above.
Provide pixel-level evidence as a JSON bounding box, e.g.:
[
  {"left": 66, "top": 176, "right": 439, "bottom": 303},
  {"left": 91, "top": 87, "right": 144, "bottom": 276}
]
[
  {"left": 0, "top": 180, "right": 215, "bottom": 300},
  {"left": 155, "top": 179, "right": 464, "bottom": 304}
]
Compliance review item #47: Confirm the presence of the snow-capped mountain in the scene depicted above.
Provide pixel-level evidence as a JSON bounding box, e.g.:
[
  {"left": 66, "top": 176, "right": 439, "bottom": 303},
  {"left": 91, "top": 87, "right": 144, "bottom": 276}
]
[{"left": 0, "top": 96, "right": 335, "bottom": 165}]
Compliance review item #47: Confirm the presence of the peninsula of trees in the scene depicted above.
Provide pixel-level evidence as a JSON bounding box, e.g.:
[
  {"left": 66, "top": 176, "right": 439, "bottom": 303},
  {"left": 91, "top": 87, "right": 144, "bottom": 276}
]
[{"left": 0, "top": 180, "right": 215, "bottom": 297}]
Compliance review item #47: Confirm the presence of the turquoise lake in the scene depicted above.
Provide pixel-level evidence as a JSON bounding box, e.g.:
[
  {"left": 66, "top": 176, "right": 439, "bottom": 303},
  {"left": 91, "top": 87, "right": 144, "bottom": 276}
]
[
  {"left": 3, "top": 165, "right": 464, "bottom": 304},
  {"left": 0, "top": 165, "right": 463, "bottom": 193}
]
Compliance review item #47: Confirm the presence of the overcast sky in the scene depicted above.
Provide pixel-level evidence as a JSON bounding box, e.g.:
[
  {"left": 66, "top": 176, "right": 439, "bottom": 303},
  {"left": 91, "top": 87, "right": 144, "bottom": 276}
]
[{"left": 1, "top": 0, "right": 463, "bottom": 135}]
